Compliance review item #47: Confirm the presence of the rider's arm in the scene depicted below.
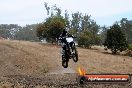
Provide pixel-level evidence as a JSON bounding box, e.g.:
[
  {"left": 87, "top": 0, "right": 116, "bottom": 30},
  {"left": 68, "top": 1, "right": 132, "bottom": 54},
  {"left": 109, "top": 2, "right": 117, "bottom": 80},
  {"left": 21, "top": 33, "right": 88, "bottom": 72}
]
[{"left": 67, "top": 33, "right": 75, "bottom": 38}]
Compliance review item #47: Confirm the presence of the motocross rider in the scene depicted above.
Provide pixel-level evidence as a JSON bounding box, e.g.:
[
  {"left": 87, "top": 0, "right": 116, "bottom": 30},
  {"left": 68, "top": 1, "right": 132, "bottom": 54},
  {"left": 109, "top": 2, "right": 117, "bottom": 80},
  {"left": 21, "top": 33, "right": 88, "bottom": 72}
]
[{"left": 59, "top": 26, "right": 74, "bottom": 55}]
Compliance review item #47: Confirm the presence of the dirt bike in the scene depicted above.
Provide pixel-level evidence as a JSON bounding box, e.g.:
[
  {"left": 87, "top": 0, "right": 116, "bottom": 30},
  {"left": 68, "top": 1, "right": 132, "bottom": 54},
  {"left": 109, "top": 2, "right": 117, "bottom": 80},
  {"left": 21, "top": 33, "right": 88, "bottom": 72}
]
[{"left": 59, "top": 36, "right": 78, "bottom": 68}]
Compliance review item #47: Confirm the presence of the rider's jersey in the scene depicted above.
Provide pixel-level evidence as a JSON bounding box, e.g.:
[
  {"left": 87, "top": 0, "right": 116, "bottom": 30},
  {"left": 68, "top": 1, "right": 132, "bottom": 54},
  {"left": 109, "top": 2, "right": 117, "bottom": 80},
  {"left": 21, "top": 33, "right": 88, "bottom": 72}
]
[{"left": 59, "top": 29, "right": 75, "bottom": 46}]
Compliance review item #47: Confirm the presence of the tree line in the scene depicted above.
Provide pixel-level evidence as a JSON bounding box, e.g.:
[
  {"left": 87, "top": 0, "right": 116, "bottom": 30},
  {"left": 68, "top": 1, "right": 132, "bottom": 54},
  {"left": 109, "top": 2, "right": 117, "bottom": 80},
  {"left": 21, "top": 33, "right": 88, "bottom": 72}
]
[
  {"left": 0, "top": 24, "right": 38, "bottom": 41},
  {"left": 37, "top": 3, "right": 100, "bottom": 47},
  {"left": 36, "top": 3, "right": 132, "bottom": 55},
  {"left": 0, "top": 2, "right": 132, "bottom": 55}
]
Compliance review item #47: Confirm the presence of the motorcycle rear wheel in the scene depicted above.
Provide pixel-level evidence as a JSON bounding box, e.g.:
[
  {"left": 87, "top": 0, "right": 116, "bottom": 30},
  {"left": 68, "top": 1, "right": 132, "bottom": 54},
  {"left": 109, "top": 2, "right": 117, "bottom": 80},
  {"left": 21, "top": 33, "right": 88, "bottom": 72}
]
[{"left": 62, "top": 56, "right": 68, "bottom": 68}]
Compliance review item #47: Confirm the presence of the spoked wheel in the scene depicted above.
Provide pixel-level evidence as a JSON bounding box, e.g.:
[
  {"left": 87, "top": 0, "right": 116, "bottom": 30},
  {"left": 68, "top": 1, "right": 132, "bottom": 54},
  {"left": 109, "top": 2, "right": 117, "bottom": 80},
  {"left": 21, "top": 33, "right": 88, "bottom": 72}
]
[
  {"left": 62, "top": 56, "right": 68, "bottom": 68},
  {"left": 72, "top": 47, "right": 78, "bottom": 62},
  {"left": 62, "top": 60, "right": 68, "bottom": 68}
]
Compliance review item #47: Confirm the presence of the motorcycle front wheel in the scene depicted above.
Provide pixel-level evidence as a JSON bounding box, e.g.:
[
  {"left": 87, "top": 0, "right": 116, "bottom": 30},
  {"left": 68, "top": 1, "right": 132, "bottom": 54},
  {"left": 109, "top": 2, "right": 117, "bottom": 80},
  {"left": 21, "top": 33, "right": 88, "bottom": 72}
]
[{"left": 72, "top": 47, "right": 78, "bottom": 62}]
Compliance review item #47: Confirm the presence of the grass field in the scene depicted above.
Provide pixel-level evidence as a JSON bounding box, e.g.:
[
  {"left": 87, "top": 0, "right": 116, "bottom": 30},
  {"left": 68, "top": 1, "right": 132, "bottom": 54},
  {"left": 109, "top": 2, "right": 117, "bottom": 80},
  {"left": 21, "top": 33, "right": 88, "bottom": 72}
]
[{"left": 0, "top": 39, "right": 132, "bottom": 87}]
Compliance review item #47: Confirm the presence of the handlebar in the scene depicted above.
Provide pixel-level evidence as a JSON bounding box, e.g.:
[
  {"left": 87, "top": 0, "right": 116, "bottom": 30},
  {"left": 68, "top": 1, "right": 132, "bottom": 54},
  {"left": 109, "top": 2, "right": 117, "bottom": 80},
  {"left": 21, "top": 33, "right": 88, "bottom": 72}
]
[
  {"left": 59, "top": 36, "right": 76, "bottom": 39},
  {"left": 72, "top": 36, "right": 77, "bottom": 38}
]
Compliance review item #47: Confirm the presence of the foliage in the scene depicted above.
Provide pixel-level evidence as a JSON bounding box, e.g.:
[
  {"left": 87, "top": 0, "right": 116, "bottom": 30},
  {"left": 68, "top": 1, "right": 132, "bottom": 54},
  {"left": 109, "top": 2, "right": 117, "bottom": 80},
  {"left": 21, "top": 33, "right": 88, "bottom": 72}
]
[
  {"left": 0, "top": 24, "right": 21, "bottom": 39},
  {"left": 15, "top": 25, "right": 38, "bottom": 41},
  {"left": 37, "top": 3, "right": 68, "bottom": 43},
  {"left": 0, "top": 24, "right": 39, "bottom": 41},
  {"left": 71, "top": 12, "right": 82, "bottom": 32},
  {"left": 68, "top": 28, "right": 77, "bottom": 36},
  {"left": 125, "top": 44, "right": 132, "bottom": 57},
  {"left": 37, "top": 2, "right": 101, "bottom": 45},
  {"left": 36, "top": 23, "right": 47, "bottom": 39},
  {"left": 100, "top": 25, "right": 108, "bottom": 44},
  {"left": 0, "top": 28, "right": 11, "bottom": 38},
  {"left": 128, "top": 44, "right": 132, "bottom": 51},
  {"left": 36, "top": 16, "right": 66, "bottom": 43},
  {"left": 69, "top": 13, "right": 100, "bottom": 46},
  {"left": 104, "top": 24, "right": 128, "bottom": 54},
  {"left": 94, "top": 35, "right": 102, "bottom": 45},
  {"left": 78, "top": 30, "right": 93, "bottom": 48},
  {"left": 46, "top": 16, "right": 66, "bottom": 43},
  {"left": 120, "top": 18, "right": 132, "bottom": 44}
]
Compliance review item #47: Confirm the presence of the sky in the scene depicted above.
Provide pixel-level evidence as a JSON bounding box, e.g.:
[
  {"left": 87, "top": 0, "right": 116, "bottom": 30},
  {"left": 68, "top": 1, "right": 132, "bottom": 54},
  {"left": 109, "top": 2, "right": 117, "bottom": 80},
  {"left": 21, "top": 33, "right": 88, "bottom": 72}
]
[{"left": 0, "top": 0, "right": 132, "bottom": 26}]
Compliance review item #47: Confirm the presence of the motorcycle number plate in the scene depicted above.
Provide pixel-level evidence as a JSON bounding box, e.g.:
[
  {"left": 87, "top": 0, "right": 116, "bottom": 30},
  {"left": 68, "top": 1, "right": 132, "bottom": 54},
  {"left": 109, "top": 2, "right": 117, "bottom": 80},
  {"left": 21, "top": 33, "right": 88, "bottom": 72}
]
[{"left": 66, "top": 37, "right": 73, "bottom": 43}]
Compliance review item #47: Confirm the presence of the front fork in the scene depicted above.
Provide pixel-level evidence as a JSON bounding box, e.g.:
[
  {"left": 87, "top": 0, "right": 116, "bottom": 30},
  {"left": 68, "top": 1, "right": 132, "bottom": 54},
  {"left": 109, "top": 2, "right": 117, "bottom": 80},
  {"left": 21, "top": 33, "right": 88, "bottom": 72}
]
[{"left": 61, "top": 42, "right": 75, "bottom": 59}]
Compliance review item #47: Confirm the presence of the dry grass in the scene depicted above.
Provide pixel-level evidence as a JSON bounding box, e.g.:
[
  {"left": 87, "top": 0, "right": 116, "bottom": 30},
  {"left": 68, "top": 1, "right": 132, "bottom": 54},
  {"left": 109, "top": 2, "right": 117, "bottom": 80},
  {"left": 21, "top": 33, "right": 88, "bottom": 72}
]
[
  {"left": 0, "top": 39, "right": 132, "bottom": 77},
  {"left": 0, "top": 40, "right": 132, "bottom": 87},
  {"left": 0, "top": 40, "right": 61, "bottom": 77},
  {"left": 0, "top": 82, "right": 13, "bottom": 88},
  {"left": 0, "top": 82, "right": 24, "bottom": 88}
]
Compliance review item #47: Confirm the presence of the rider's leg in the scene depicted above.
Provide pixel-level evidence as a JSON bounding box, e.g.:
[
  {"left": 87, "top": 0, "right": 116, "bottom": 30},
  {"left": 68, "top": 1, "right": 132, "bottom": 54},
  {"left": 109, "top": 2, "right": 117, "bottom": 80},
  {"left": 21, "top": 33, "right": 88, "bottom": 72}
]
[
  {"left": 62, "top": 43, "right": 65, "bottom": 55},
  {"left": 61, "top": 43, "right": 66, "bottom": 61},
  {"left": 69, "top": 42, "right": 74, "bottom": 54}
]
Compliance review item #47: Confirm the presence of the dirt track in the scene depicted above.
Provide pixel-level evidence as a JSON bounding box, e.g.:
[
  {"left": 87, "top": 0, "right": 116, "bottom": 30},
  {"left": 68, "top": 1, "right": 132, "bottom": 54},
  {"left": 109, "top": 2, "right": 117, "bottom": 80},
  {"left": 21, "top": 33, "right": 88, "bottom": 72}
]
[
  {"left": 0, "top": 40, "right": 132, "bottom": 88},
  {"left": 0, "top": 74, "right": 132, "bottom": 88}
]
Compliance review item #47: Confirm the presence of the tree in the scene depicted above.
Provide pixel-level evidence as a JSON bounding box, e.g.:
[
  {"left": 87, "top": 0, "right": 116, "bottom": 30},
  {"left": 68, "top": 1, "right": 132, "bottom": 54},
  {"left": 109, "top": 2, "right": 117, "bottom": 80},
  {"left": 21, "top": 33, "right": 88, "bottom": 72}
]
[
  {"left": 81, "top": 14, "right": 91, "bottom": 31},
  {"left": 36, "top": 16, "right": 66, "bottom": 43},
  {"left": 38, "top": 2, "right": 100, "bottom": 45},
  {"left": 104, "top": 24, "right": 128, "bottom": 54},
  {"left": 36, "top": 23, "right": 48, "bottom": 40},
  {"left": 120, "top": 18, "right": 132, "bottom": 44},
  {"left": 64, "top": 10, "right": 70, "bottom": 27},
  {"left": 0, "top": 28, "right": 11, "bottom": 38},
  {"left": 100, "top": 25, "right": 108, "bottom": 44},
  {"left": 47, "top": 16, "right": 66, "bottom": 43},
  {"left": 78, "top": 30, "right": 93, "bottom": 48},
  {"left": 89, "top": 20, "right": 99, "bottom": 45},
  {"left": 37, "top": 3, "right": 67, "bottom": 44},
  {"left": 71, "top": 12, "right": 82, "bottom": 33},
  {"left": 0, "top": 24, "right": 22, "bottom": 39},
  {"left": 15, "top": 24, "right": 38, "bottom": 41},
  {"left": 44, "top": 2, "right": 50, "bottom": 15}
]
